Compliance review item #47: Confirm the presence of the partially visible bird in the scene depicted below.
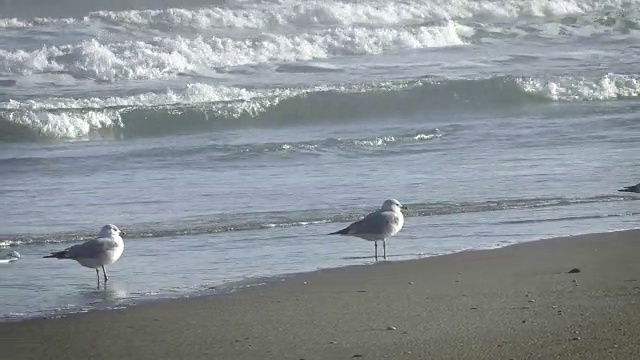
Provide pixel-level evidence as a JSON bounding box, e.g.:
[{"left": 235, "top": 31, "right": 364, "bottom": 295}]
[
  {"left": 618, "top": 183, "right": 640, "bottom": 193},
  {"left": 0, "top": 251, "right": 20, "bottom": 264},
  {"left": 44, "top": 224, "right": 125, "bottom": 282},
  {"left": 329, "top": 198, "right": 407, "bottom": 261}
]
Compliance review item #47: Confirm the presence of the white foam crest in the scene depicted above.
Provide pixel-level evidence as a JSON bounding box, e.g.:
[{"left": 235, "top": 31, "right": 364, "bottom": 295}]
[
  {"left": 89, "top": 7, "right": 272, "bottom": 29},
  {"left": 87, "top": 1, "right": 456, "bottom": 29},
  {"left": 414, "top": 133, "right": 439, "bottom": 140},
  {"left": 2, "top": 0, "right": 636, "bottom": 30},
  {"left": 3, "top": 83, "right": 263, "bottom": 110},
  {"left": 3, "top": 79, "right": 423, "bottom": 113},
  {"left": 164, "top": 22, "right": 465, "bottom": 66},
  {"left": 0, "top": 23, "right": 465, "bottom": 80},
  {"left": 0, "top": 17, "right": 82, "bottom": 28},
  {"left": 1, "top": 80, "right": 425, "bottom": 139},
  {"left": 1, "top": 83, "right": 305, "bottom": 139},
  {"left": 354, "top": 132, "right": 441, "bottom": 146},
  {"left": 0, "top": 46, "right": 65, "bottom": 75},
  {"left": 0, "top": 240, "right": 21, "bottom": 248},
  {"left": 354, "top": 136, "right": 397, "bottom": 147},
  {"left": 0, "top": 18, "right": 30, "bottom": 28},
  {"left": 518, "top": 74, "right": 640, "bottom": 101},
  {"left": 7, "top": 109, "right": 121, "bottom": 139}
]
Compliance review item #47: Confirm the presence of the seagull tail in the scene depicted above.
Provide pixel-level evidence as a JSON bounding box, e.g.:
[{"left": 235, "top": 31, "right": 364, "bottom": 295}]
[
  {"left": 618, "top": 188, "right": 632, "bottom": 192},
  {"left": 43, "top": 250, "right": 68, "bottom": 259},
  {"left": 329, "top": 227, "right": 350, "bottom": 235}
]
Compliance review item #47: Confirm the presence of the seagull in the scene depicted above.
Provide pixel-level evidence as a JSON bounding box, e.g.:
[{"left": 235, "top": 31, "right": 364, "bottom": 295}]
[
  {"left": 44, "top": 224, "right": 125, "bottom": 282},
  {"left": 618, "top": 183, "right": 640, "bottom": 193},
  {"left": 329, "top": 198, "right": 407, "bottom": 261},
  {"left": 0, "top": 251, "right": 20, "bottom": 264}
]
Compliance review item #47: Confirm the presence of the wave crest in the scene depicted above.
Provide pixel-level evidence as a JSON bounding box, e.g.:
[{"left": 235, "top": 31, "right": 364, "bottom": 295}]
[
  {"left": 1, "top": 0, "right": 637, "bottom": 30},
  {"left": 1, "top": 74, "right": 638, "bottom": 142},
  {"left": 0, "top": 23, "right": 465, "bottom": 81}
]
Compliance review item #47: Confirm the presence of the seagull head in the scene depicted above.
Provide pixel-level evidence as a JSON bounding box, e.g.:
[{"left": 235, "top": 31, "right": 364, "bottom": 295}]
[
  {"left": 99, "top": 224, "right": 124, "bottom": 237},
  {"left": 381, "top": 198, "right": 407, "bottom": 211},
  {"left": 5, "top": 251, "right": 20, "bottom": 259}
]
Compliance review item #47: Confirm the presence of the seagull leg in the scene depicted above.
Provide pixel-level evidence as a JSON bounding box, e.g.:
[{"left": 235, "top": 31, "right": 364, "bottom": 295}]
[
  {"left": 102, "top": 265, "right": 109, "bottom": 282},
  {"left": 383, "top": 239, "right": 387, "bottom": 260},
  {"left": 374, "top": 241, "right": 378, "bottom": 261},
  {"left": 95, "top": 268, "right": 100, "bottom": 283}
]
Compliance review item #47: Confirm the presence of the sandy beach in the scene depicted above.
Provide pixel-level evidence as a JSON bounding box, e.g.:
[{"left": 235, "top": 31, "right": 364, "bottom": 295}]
[{"left": 3, "top": 230, "right": 640, "bottom": 359}]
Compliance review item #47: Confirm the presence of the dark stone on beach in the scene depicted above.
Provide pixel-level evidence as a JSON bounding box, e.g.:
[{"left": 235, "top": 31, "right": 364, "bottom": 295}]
[
  {"left": 568, "top": 268, "right": 581, "bottom": 273},
  {"left": 353, "top": 355, "right": 363, "bottom": 358}
]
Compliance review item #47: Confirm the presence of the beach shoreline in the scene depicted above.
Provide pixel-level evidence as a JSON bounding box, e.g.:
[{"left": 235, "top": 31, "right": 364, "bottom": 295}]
[{"left": 3, "top": 229, "right": 640, "bottom": 359}]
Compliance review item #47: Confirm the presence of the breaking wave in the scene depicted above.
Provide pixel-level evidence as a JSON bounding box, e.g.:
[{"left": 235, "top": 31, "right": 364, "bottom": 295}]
[
  {"left": 1, "top": 0, "right": 637, "bottom": 30},
  {"left": 1, "top": 73, "right": 639, "bottom": 142},
  {"left": 0, "top": 22, "right": 466, "bottom": 81}
]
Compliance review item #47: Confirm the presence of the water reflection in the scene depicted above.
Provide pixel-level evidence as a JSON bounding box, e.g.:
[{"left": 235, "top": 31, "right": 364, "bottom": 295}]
[{"left": 76, "top": 281, "right": 129, "bottom": 306}]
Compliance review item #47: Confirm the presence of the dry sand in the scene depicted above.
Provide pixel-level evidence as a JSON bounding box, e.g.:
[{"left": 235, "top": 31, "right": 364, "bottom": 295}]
[{"left": 2, "top": 230, "right": 640, "bottom": 359}]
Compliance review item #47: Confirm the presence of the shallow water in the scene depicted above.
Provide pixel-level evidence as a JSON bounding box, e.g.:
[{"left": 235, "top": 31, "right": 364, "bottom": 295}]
[{"left": 1, "top": 0, "right": 640, "bottom": 320}]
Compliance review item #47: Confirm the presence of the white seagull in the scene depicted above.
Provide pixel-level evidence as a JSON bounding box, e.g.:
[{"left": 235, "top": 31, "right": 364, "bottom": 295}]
[
  {"left": 0, "top": 251, "right": 20, "bottom": 264},
  {"left": 44, "top": 224, "right": 125, "bottom": 282},
  {"left": 329, "top": 198, "right": 407, "bottom": 261}
]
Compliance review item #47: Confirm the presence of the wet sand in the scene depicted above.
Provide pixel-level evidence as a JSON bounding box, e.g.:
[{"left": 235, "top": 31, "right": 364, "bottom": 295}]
[{"left": 3, "top": 230, "right": 640, "bottom": 359}]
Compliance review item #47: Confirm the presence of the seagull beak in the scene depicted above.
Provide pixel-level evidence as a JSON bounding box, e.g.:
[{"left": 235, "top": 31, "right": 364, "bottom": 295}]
[{"left": 401, "top": 206, "right": 408, "bottom": 210}]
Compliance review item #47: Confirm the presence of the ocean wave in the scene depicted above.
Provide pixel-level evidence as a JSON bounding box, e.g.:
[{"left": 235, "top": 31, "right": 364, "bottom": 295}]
[
  {"left": 0, "top": 0, "right": 637, "bottom": 30},
  {"left": 1, "top": 74, "right": 639, "bottom": 142},
  {"left": 0, "top": 194, "right": 635, "bottom": 247},
  {"left": 0, "top": 81, "right": 411, "bottom": 140},
  {"left": 517, "top": 74, "right": 640, "bottom": 101},
  {"left": 1, "top": 3, "right": 636, "bottom": 82},
  {"left": 0, "top": 23, "right": 465, "bottom": 80}
]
